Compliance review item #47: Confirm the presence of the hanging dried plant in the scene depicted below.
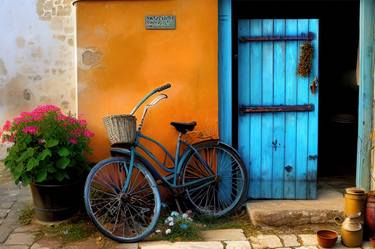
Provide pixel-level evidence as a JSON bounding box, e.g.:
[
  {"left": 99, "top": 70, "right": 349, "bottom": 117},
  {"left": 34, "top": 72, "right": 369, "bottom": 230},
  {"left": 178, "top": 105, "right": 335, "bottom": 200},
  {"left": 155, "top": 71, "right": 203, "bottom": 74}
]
[{"left": 297, "top": 41, "right": 313, "bottom": 77}]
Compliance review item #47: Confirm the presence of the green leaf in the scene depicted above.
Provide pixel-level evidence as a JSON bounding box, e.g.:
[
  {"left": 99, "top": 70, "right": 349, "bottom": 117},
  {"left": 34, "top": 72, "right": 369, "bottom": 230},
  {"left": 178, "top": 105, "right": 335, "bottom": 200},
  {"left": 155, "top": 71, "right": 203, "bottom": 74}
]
[
  {"left": 16, "top": 148, "right": 34, "bottom": 163},
  {"left": 58, "top": 147, "right": 70, "bottom": 157},
  {"left": 54, "top": 171, "right": 65, "bottom": 182},
  {"left": 56, "top": 157, "right": 70, "bottom": 169},
  {"left": 46, "top": 139, "right": 59, "bottom": 148},
  {"left": 38, "top": 149, "right": 52, "bottom": 161},
  {"left": 35, "top": 169, "right": 47, "bottom": 182},
  {"left": 22, "top": 175, "right": 31, "bottom": 186},
  {"left": 46, "top": 163, "right": 56, "bottom": 173},
  {"left": 26, "top": 158, "right": 39, "bottom": 171}
]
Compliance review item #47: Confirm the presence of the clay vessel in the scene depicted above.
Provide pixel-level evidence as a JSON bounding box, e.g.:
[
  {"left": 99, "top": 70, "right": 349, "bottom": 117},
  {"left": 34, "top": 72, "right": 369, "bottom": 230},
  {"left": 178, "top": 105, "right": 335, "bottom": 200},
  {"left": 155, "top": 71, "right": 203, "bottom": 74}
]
[
  {"left": 345, "top": 187, "right": 366, "bottom": 218},
  {"left": 317, "top": 230, "right": 338, "bottom": 248},
  {"left": 366, "top": 192, "right": 375, "bottom": 239},
  {"left": 335, "top": 213, "right": 363, "bottom": 248}
]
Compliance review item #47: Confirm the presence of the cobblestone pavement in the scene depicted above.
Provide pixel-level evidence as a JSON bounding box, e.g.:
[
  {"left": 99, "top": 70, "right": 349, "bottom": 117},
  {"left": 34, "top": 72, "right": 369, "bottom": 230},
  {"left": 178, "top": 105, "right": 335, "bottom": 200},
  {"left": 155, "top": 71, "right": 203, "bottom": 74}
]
[
  {"left": 1, "top": 225, "right": 375, "bottom": 249},
  {"left": 0, "top": 163, "right": 31, "bottom": 244}
]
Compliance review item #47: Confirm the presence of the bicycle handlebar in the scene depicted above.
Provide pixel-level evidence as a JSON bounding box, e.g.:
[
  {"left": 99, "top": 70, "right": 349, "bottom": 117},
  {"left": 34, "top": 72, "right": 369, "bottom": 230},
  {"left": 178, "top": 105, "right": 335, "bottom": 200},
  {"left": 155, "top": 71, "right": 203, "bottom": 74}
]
[
  {"left": 155, "top": 83, "right": 171, "bottom": 92},
  {"left": 130, "top": 83, "right": 172, "bottom": 115}
]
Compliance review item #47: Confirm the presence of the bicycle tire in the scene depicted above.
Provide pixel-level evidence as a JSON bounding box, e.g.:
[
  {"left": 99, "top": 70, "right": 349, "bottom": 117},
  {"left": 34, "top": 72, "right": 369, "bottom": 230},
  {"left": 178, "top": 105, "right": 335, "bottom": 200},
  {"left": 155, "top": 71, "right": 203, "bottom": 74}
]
[
  {"left": 84, "top": 157, "right": 161, "bottom": 243},
  {"left": 181, "top": 140, "right": 248, "bottom": 217}
]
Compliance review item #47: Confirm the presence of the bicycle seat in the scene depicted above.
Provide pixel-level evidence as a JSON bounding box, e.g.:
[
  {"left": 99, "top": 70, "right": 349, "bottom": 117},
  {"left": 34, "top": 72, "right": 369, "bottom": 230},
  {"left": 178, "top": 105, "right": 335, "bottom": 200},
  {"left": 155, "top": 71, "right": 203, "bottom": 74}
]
[{"left": 170, "top": 121, "right": 197, "bottom": 134}]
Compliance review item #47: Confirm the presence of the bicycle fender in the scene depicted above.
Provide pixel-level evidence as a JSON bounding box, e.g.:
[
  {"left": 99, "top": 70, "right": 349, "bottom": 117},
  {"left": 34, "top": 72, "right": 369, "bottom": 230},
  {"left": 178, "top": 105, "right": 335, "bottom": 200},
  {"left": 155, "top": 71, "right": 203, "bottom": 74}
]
[{"left": 110, "top": 147, "right": 163, "bottom": 181}]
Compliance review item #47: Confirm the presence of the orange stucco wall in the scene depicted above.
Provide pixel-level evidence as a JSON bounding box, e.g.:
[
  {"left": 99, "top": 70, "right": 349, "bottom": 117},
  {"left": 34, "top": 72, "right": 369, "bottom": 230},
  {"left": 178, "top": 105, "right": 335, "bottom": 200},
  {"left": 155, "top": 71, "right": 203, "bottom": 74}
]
[{"left": 76, "top": 0, "right": 218, "bottom": 162}]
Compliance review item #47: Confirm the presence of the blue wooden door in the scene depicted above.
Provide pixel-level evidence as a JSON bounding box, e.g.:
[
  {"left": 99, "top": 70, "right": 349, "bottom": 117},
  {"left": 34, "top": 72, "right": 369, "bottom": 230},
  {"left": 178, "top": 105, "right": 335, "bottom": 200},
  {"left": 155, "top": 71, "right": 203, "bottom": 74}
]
[{"left": 238, "top": 19, "right": 319, "bottom": 200}]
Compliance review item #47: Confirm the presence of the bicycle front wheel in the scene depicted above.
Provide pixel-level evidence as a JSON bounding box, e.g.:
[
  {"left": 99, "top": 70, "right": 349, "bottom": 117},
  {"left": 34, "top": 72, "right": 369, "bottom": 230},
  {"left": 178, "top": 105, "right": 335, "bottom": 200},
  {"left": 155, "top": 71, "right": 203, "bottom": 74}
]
[
  {"left": 84, "top": 157, "right": 161, "bottom": 243},
  {"left": 181, "top": 140, "right": 248, "bottom": 217}
]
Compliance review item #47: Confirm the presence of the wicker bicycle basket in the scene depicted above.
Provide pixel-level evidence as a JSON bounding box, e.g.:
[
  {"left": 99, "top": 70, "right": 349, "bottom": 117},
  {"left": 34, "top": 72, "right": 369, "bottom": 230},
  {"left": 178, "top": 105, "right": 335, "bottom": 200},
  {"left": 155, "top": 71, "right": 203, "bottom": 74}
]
[{"left": 103, "top": 115, "right": 137, "bottom": 145}]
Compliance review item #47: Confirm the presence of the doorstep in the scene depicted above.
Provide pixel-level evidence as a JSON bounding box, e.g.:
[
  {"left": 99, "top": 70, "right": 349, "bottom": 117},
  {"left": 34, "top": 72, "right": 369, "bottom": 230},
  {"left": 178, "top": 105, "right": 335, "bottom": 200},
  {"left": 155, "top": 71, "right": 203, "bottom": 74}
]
[{"left": 246, "top": 188, "right": 344, "bottom": 226}]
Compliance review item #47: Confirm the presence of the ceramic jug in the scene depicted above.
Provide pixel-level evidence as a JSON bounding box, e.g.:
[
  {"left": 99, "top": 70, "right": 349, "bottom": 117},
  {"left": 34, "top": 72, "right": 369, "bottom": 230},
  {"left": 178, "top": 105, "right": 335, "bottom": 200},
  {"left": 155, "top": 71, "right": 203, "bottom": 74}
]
[
  {"left": 344, "top": 188, "right": 366, "bottom": 218},
  {"left": 335, "top": 212, "right": 363, "bottom": 248}
]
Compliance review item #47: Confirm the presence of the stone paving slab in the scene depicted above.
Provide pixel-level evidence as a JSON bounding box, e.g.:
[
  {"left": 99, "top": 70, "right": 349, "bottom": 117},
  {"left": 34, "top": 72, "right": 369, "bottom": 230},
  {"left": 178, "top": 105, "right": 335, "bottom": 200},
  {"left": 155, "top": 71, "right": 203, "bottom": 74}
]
[
  {"left": 0, "top": 245, "right": 29, "bottom": 249},
  {"left": 225, "top": 240, "right": 252, "bottom": 249},
  {"left": 201, "top": 229, "right": 247, "bottom": 241},
  {"left": 63, "top": 238, "right": 101, "bottom": 249},
  {"left": 280, "top": 235, "right": 300, "bottom": 247},
  {"left": 298, "top": 234, "right": 317, "bottom": 246},
  {"left": 30, "top": 238, "right": 63, "bottom": 249},
  {"left": 4, "top": 233, "right": 35, "bottom": 246},
  {"left": 250, "top": 235, "right": 283, "bottom": 249},
  {"left": 140, "top": 241, "right": 224, "bottom": 249}
]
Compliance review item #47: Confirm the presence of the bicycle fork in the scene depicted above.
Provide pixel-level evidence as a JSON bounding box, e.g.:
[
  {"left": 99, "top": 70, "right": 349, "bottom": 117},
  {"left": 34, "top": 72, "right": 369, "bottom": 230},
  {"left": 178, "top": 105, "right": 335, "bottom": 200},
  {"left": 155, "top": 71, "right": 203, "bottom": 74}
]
[{"left": 121, "top": 147, "right": 136, "bottom": 193}]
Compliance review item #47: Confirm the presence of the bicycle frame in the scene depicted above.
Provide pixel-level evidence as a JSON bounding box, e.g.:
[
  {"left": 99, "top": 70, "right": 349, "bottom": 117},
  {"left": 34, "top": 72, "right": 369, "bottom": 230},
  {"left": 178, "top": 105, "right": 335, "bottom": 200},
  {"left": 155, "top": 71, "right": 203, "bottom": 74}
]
[
  {"left": 118, "top": 131, "right": 215, "bottom": 193},
  {"left": 113, "top": 83, "right": 215, "bottom": 193}
]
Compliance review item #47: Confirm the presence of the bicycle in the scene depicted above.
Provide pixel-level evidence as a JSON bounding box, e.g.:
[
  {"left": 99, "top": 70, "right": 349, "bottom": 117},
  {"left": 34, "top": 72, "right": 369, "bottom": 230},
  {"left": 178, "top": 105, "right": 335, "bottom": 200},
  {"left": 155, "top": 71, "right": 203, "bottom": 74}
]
[{"left": 84, "top": 83, "right": 248, "bottom": 242}]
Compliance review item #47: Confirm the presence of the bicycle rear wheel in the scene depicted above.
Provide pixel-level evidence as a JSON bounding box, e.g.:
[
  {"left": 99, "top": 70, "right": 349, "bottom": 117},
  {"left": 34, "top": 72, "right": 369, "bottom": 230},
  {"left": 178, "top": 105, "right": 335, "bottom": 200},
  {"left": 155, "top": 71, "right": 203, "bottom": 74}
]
[
  {"left": 181, "top": 140, "right": 248, "bottom": 217},
  {"left": 84, "top": 157, "right": 161, "bottom": 242}
]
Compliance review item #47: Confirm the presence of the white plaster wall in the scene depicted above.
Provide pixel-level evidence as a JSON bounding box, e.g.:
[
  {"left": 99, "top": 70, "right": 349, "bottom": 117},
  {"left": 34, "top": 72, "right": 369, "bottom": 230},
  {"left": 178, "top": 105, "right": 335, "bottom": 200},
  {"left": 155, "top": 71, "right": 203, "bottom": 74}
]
[{"left": 0, "top": 0, "right": 76, "bottom": 158}]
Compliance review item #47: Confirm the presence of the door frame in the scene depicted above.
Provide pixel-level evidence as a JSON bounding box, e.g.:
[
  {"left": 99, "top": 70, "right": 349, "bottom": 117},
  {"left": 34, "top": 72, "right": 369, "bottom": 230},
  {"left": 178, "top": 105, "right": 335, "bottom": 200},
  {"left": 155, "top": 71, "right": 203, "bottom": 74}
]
[{"left": 218, "top": 0, "right": 375, "bottom": 191}]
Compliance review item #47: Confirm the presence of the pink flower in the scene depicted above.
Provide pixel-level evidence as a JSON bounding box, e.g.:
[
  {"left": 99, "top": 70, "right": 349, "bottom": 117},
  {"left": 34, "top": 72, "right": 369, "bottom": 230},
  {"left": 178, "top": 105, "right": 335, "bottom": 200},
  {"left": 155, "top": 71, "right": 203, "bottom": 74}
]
[
  {"left": 71, "top": 128, "right": 81, "bottom": 137},
  {"left": 32, "top": 105, "right": 61, "bottom": 114},
  {"left": 2, "top": 120, "right": 11, "bottom": 131},
  {"left": 78, "top": 119, "right": 87, "bottom": 126},
  {"left": 69, "top": 138, "right": 77, "bottom": 144},
  {"left": 22, "top": 126, "right": 38, "bottom": 135},
  {"left": 83, "top": 130, "right": 94, "bottom": 138}
]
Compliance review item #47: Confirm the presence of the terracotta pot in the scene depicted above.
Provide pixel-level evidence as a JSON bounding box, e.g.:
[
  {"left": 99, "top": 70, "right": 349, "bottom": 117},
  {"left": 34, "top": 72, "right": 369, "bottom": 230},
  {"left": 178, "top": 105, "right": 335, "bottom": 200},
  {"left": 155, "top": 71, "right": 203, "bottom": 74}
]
[
  {"left": 345, "top": 187, "right": 366, "bottom": 217},
  {"left": 317, "top": 230, "right": 338, "bottom": 248},
  {"left": 366, "top": 192, "right": 375, "bottom": 239}
]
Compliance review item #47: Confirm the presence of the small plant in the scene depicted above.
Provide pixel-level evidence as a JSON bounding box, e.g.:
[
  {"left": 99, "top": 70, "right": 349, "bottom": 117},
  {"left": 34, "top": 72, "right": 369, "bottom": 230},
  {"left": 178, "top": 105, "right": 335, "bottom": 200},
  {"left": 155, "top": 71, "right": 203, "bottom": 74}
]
[
  {"left": 0, "top": 105, "right": 94, "bottom": 185},
  {"left": 43, "top": 220, "right": 96, "bottom": 241},
  {"left": 19, "top": 204, "right": 35, "bottom": 225},
  {"left": 156, "top": 210, "right": 202, "bottom": 241}
]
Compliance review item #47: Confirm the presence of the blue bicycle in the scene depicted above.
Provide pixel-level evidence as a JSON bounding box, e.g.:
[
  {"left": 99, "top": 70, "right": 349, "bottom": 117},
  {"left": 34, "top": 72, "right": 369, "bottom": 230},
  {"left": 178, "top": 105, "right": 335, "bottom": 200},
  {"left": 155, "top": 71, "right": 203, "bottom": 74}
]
[{"left": 84, "top": 83, "right": 248, "bottom": 242}]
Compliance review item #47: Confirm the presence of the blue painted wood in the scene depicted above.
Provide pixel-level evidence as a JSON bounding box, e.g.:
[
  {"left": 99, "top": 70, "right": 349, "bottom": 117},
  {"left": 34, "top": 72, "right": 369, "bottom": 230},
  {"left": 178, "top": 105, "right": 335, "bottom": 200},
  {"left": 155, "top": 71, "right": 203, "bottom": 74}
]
[
  {"left": 356, "top": 0, "right": 374, "bottom": 191},
  {"left": 238, "top": 19, "right": 251, "bottom": 197},
  {"left": 295, "top": 20, "right": 309, "bottom": 199},
  {"left": 261, "top": 20, "right": 274, "bottom": 198},
  {"left": 307, "top": 19, "right": 319, "bottom": 199},
  {"left": 272, "top": 19, "right": 286, "bottom": 199},
  {"left": 218, "top": 0, "right": 232, "bottom": 145},
  {"left": 249, "top": 20, "right": 263, "bottom": 198},
  {"left": 284, "top": 19, "right": 298, "bottom": 199},
  {"left": 238, "top": 19, "right": 319, "bottom": 199}
]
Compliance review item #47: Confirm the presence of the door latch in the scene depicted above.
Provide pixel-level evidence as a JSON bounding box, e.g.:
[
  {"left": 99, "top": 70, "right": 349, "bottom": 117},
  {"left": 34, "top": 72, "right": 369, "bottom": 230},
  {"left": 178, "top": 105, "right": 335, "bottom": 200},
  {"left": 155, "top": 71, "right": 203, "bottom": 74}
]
[
  {"left": 310, "top": 77, "right": 318, "bottom": 94},
  {"left": 308, "top": 155, "right": 318, "bottom": 160}
]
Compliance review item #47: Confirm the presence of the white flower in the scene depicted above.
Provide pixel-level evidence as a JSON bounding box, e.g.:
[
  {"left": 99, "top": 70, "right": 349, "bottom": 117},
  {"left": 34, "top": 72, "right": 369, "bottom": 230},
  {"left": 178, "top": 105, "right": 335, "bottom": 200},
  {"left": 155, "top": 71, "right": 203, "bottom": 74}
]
[
  {"left": 165, "top": 228, "right": 172, "bottom": 235},
  {"left": 168, "top": 221, "right": 174, "bottom": 226},
  {"left": 182, "top": 213, "right": 188, "bottom": 219},
  {"left": 171, "top": 211, "right": 179, "bottom": 217},
  {"left": 155, "top": 229, "right": 161, "bottom": 234},
  {"left": 167, "top": 216, "right": 174, "bottom": 222}
]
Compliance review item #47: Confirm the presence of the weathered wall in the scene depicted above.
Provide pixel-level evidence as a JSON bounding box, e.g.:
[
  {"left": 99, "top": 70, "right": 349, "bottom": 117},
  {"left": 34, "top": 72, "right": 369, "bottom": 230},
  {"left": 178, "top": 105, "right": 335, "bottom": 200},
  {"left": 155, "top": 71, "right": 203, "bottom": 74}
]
[
  {"left": 0, "top": 0, "right": 76, "bottom": 158},
  {"left": 76, "top": 0, "right": 219, "bottom": 162}
]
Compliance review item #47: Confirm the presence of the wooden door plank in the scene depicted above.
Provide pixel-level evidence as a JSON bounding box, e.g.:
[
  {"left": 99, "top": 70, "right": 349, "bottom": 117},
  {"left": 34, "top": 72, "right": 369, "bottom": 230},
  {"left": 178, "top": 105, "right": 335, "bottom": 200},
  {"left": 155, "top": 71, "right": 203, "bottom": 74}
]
[
  {"left": 238, "top": 19, "right": 252, "bottom": 198},
  {"left": 261, "top": 19, "right": 274, "bottom": 198},
  {"left": 295, "top": 19, "right": 309, "bottom": 199},
  {"left": 249, "top": 19, "right": 263, "bottom": 198},
  {"left": 272, "top": 19, "right": 286, "bottom": 199},
  {"left": 356, "top": 0, "right": 374, "bottom": 191},
  {"left": 307, "top": 19, "right": 319, "bottom": 199},
  {"left": 284, "top": 19, "right": 298, "bottom": 199}
]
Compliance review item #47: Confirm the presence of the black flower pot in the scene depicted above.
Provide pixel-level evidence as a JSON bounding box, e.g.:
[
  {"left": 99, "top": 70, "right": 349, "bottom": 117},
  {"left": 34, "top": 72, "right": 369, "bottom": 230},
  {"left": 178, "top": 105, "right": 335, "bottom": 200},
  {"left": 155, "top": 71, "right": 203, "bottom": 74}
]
[{"left": 30, "top": 179, "right": 84, "bottom": 222}]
